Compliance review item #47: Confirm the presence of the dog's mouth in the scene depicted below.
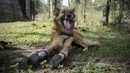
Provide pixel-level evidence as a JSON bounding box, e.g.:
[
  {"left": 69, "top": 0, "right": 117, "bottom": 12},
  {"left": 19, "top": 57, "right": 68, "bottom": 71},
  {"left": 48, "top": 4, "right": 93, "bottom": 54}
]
[
  {"left": 61, "top": 14, "right": 73, "bottom": 29},
  {"left": 63, "top": 19, "right": 71, "bottom": 29}
]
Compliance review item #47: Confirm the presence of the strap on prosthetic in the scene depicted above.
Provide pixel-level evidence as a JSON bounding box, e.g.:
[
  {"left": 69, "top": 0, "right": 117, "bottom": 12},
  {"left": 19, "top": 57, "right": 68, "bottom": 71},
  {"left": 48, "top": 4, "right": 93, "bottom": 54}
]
[
  {"left": 59, "top": 52, "right": 67, "bottom": 58},
  {"left": 38, "top": 50, "right": 48, "bottom": 60}
]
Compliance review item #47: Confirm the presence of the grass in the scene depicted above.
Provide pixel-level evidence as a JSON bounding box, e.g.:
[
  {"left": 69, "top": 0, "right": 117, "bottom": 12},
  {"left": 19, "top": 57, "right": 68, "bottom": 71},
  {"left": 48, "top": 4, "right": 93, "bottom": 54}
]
[
  {"left": 0, "top": 21, "right": 52, "bottom": 45},
  {"left": 0, "top": 20, "right": 130, "bottom": 73},
  {"left": 0, "top": 9, "right": 130, "bottom": 72}
]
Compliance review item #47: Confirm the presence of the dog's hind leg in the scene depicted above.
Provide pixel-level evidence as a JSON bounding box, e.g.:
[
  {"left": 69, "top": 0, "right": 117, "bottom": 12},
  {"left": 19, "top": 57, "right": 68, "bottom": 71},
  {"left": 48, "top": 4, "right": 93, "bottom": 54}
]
[{"left": 73, "top": 31, "right": 100, "bottom": 51}]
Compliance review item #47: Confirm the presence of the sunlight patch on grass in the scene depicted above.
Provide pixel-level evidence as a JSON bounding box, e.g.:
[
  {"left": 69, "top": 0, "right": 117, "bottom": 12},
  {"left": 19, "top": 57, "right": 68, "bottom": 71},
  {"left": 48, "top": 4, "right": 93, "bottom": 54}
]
[{"left": 0, "top": 21, "right": 52, "bottom": 45}]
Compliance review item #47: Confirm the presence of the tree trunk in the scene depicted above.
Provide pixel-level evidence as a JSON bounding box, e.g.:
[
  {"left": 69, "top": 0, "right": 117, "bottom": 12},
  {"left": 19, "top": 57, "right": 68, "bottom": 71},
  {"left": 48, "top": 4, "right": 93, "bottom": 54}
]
[
  {"left": 76, "top": 0, "right": 80, "bottom": 4},
  {"left": 11, "top": 0, "right": 16, "bottom": 21},
  {"left": 52, "top": 0, "right": 62, "bottom": 16},
  {"left": 102, "top": 0, "right": 111, "bottom": 26},
  {"left": 118, "top": 1, "right": 124, "bottom": 24},
  {"left": 18, "top": 0, "right": 28, "bottom": 20},
  {"left": 26, "top": 0, "right": 31, "bottom": 20},
  {"left": 83, "top": 0, "right": 87, "bottom": 23},
  {"left": 118, "top": 10, "right": 123, "bottom": 24},
  {"left": 48, "top": 0, "right": 53, "bottom": 18},
  {"left": 53, "top": 0, "right": 62, "bottom": 9},
  {"left": 68, "top": 0, "right": 70, "bottom": 7},
  {"left": 75, "top": 0, "right": 81, "bottom": 25}
]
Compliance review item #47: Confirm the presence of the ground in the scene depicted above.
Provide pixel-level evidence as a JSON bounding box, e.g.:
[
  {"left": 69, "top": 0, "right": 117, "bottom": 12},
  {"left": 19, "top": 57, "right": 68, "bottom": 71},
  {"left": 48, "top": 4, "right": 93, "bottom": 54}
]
[{"left": 0, "top": 21, "right": 130, "bottom": 73}]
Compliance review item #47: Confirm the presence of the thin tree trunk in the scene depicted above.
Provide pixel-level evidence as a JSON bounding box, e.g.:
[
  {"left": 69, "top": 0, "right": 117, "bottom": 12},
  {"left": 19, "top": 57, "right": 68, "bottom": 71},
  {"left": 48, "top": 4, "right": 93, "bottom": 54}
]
[
  {"left": 26, "top": 0, "right": 30, "bottom": 20},
  {"left": 75, "top": 0, "right": 80, "bottom": 25},
  {"left": 118, "top": 1, "right": 123, "bottom": 24},
  {"left": 48, "top": 0, "right": 53, "bottom": 18},
  {"left": 48, "top": 0, "right": 51, "bottom": 18},
  {"left": 118, "top": 10, "right": 123, "bottom": 24},
  {"left": 11, "top": 0, "right": 16, "bottom": 21},
  {"left": 102, "top": 0, "right": 111, "bottom": 26},
  {"left": 18, "top": 0, "right": 28, "bottom": 20},
  {"left": 68, "top": 0, "right": 70, "bottom": 7},
  {"left": 84, "top": 0, "right": 87, "bottom": 23},
  {"left": 52, "top": 0, "right": 62, "bottom": 16},
  {"left": 52, "top": 0, "right": 56, "bottom": 11},
  {"left": 53, "top": 0, "right": 62, "bottom": 9}
]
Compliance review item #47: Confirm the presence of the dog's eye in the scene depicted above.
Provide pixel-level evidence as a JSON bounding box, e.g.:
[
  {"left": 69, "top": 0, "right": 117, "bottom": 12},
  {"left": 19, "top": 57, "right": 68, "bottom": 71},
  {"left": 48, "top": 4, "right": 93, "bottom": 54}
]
[
  {"left": 61, "top": 10, "right": 65, "bottom": 13},
  {"left": 73, "top": 14, "right": 75, "bottom": 18},
  {"left": 67, "top": 14, "right": 72, "bottom": 18}
]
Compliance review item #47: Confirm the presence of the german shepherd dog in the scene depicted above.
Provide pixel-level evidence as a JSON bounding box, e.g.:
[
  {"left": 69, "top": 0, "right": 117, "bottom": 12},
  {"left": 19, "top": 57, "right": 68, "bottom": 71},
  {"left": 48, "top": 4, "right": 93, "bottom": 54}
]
[{"left": 27, "top": 7, "right": 100, "bottom": 68}]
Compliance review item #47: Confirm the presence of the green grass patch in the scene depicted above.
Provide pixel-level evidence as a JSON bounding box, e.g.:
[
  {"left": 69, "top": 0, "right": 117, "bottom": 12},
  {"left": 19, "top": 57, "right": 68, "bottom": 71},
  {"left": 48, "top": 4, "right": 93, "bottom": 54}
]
[{"left": 0, "top": 21, "right": 53, "bottom": 45}]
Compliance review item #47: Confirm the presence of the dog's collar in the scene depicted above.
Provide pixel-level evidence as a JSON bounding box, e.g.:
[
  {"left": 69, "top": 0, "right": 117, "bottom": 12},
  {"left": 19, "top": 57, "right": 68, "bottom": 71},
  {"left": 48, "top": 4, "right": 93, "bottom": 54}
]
[{"left": 57, "top": 31, "right": 73, "bottom": 37}]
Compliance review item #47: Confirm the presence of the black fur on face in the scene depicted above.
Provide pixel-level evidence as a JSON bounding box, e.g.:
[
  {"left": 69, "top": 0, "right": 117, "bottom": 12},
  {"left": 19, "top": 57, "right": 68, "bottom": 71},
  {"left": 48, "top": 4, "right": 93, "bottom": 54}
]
[{"left": 53, "top": 7, "right": 75, "bottom": 30}]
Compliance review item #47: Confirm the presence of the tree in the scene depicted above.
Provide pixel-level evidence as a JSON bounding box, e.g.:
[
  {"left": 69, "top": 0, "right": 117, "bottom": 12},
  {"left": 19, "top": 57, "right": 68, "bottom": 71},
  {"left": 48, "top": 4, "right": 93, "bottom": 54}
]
[
  {"left": 68, "top": 0, "right": 71, "bottom": 6},
  {"left": 83, "top": 0, "right": 87, "bottom": 23},
  {"left": 92, "top": 0, "right": 105, "bottom": 10},
  {"left": 53, "top": 0, "right": 62, "bottom": 11},
  {"left": 48, "top": 0, "right": 62, "bottom": 18},
  {"left": 102, "top": 0, "right": 111, "bottom": 26},
  {"left": 18, "top": 0, "right": 28, "bottom": 20},
  {"left": 48, "top": 0, "right": 53, "bottom": 18},
  {"left": 74, "top": 0, "right": 81, "bottom": 25},
  {"left": 18, "top": 0, "right": 44, "bottom": 21}
]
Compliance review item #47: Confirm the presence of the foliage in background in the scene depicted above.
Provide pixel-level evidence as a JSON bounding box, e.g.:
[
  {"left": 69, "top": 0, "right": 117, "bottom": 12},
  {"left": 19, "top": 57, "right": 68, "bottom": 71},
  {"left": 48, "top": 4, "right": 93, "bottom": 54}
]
[{"left": 92, "top": 0, "right": 106, "bottom": 10}]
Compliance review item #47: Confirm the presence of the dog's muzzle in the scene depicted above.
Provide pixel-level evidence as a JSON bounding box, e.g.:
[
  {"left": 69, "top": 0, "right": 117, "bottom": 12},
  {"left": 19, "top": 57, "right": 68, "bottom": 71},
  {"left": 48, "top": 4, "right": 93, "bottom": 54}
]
[{"left": 62, "top": 14, "right": 73, "bottom": 29}]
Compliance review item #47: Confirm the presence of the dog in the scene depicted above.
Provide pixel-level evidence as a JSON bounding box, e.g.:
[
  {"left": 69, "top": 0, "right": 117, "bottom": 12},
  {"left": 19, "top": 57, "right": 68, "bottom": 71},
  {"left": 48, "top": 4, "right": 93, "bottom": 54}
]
[{"left": 26, "top": 7, "right": 100, "bottom": 68}]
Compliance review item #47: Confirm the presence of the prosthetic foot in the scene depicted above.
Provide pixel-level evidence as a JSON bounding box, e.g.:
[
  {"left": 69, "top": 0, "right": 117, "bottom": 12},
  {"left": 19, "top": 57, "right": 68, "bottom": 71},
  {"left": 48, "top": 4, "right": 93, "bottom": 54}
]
[
  {"left": 22, "top": 50, "right": 48, "bottom": 67},
  {"left": 50, "top": 53, "right": 65, "bottom": 69},
  {"left": 50, "top": 54, "right": 63, "bottom": 69}
]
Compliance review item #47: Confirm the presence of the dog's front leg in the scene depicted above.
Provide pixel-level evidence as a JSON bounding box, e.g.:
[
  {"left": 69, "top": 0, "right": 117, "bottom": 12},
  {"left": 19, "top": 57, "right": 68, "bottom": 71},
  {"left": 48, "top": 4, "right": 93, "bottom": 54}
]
[
  {"left": 39, "top": 31, "right": 65, "bottom": 60},
  {"left": 27, "top": 31, "right": 65, "bottom": 66},
  {"left": 50, "top": 37, "right": 74, "bottom": 68}
]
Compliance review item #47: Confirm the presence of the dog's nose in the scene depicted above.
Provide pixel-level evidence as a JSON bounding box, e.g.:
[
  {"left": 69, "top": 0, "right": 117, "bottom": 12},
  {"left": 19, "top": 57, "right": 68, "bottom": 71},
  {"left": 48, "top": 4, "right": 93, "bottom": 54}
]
[{"left": 67, "top": 14, "right": 72, "bottom": 18}]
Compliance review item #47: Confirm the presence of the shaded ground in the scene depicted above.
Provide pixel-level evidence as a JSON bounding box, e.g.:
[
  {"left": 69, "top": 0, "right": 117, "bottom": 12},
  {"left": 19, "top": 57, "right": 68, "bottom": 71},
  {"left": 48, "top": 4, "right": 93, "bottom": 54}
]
[{"left": 0, "top": 21, "right": 130, "bottom": 73}]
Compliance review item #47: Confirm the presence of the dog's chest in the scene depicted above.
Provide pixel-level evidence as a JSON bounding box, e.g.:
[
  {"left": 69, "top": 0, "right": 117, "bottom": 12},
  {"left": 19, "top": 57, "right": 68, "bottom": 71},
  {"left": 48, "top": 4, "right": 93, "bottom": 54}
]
[{"left": 61, "top": 35, "right": 69, "bottom": 39}]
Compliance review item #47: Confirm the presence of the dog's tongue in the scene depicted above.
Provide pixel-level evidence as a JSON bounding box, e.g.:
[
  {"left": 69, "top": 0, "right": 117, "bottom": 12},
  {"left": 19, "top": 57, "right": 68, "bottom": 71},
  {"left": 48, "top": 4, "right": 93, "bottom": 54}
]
[{"left": 63, "top": 20, "right": 71, "bottom": 29}]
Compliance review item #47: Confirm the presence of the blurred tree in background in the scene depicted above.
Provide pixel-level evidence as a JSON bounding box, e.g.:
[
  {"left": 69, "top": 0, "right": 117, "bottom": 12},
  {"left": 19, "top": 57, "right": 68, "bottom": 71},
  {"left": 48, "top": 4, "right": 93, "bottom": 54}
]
[{"left": 18, "top": 0, "right": 44, "bottom": 21}]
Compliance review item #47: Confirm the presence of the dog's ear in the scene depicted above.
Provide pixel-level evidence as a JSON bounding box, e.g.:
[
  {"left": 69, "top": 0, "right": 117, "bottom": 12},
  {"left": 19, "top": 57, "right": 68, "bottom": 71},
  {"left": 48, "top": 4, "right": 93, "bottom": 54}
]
[
  {"left": 53, "top": 7, "right": 61, "bottom": 16},
  {"left": 71, "top": 8, "right": 75, "bottom": 13}
]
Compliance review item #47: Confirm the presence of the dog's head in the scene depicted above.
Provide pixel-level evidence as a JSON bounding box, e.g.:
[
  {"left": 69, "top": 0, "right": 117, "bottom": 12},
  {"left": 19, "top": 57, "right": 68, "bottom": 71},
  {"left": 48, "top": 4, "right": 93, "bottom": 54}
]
[{"left": 53, "top": 7, "right": 75, "bottom": 31}]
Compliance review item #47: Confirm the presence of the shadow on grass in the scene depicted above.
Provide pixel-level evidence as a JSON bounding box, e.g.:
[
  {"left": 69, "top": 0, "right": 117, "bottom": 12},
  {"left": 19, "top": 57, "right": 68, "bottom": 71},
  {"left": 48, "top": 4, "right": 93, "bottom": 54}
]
[
  {"left": 0, "top": 41, "right": 49, "bottom": 73},
  {"left": 64, "top": 30, "right": 130, "bottom": 72},
  {"left": 0, "top": 46, "right": 25, "bottom": 73},
  {"left": 0, "top": 32, "right": 50, "bottom": 37}
]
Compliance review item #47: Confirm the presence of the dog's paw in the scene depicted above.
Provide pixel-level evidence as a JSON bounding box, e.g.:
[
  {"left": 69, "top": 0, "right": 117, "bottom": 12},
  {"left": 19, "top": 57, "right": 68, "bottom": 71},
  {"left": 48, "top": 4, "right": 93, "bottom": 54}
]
[
  {"left": 83, "top": 46, "right": 88, "bottom": 51},
  {"left": 93, "top": 41, "right": 100, "bottom": 47},
  {"left": 27, "top": 52, "right": 40, "bottom": 67},
  {"left": 50, "top": 54, "right": 63, "bottom": 69}
]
